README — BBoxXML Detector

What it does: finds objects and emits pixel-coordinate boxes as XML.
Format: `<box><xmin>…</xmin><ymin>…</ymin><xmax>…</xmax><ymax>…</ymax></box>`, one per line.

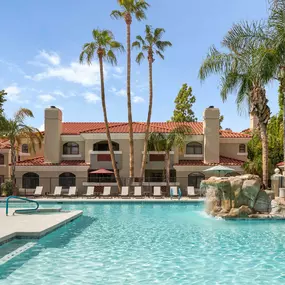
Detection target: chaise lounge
<box><xmin>101</xmin><ymin>186</ymin><xmax>111</xmax><ymax>198</ymax></box>
<box><xmin>83</xmin><ymin>186</ymin><xmax>95</xmax><ymax>198</ymax></box>
<box><xmin>153</xmin><ymin>186</ymin><xmax>162</xmax><ymax>198</ymax></box>
<box><xmin>63</xmin><ymin>186</ymin><xmax>77</xmax><ymax>198</ymax></box>
<box><xmin>33</xmin><ymin>186</ymin><xmax>44</xmax><ymax>197</ymax></box>
<box><xmin>134</xmin><ymin>186</ymin><xmax>143</xmax><ymax>198</ymax></box>
<box><xmin>120</xmin><ymin>186</ymin><xmax>129</xmax><ymax>198</ymax></box>
<box><xmin>187</xmin><ymin>186</ymin><xmax>199</xmax><ymax>198</ymax></box>
<box><xmin>47</xmin><ymin>186</ymin><xmax>62</xmax><ymax>198</ymax></box>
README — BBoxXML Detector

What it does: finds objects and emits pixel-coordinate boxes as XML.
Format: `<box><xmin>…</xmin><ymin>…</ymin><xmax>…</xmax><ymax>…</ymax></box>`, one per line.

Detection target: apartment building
<box><xmin>8</xmin><ymin>106</ymin><xmax>252</xmax><ymax>194</ymax></box>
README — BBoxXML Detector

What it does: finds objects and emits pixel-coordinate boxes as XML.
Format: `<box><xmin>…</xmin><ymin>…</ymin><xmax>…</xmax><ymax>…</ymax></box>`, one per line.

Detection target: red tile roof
<box><xmin>0</xmin><ymin>139</ymin><xmax>11</xmax><ymax>150</ymax></box>
<box><xmin>175</xmin><ymin>156</ymin><xmax>245</xmax><ymax>166</ymax></box>
<box><xmin>15</xmin><ymin>156</ymin><xmax>89</xmax><ymax>166</ymax></box>
<box><xmin>62</xmin><ymin>122</ymin><xmax>251</xmax><ymax>138</ymax></box>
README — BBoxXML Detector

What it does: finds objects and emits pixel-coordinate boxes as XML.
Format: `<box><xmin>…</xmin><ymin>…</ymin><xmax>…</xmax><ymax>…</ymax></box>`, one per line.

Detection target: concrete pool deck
<box><xmin>0</xmin><ymin>197</ymin><xmax>205</xmax><ymax>203</ymax></box>
<box><xmin>0</xmin><ymin>208</ymin><xmax>82</xmax><ymax>244</ymax></box>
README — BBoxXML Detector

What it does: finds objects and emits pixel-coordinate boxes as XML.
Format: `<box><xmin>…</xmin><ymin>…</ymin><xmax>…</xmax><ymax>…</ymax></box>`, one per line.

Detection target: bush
<box><xmin>1</xmin><ymin>180</ymin><xmax>15</xmax><ymax>196</ymax></box>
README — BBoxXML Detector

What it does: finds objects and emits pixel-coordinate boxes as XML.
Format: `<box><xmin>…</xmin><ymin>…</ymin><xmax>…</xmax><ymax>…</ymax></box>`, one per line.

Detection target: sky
<box><xmin>0</xmin><ymin>0</ymin><xmax>278</xmax><ymax>132</ymax></box>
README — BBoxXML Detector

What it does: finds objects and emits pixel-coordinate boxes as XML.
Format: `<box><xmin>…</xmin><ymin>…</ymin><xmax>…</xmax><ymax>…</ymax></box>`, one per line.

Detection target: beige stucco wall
<box><xmin>19</xmin><ymin>141</ymin><xmax>44</xmax><ymax>161</ymax></box>
<box><xmin>60</xmin><ymin>140</ymin><xmax>85</xmax><ymax>160</ymax></box>
<box><xmin>0</xmin><ymin>150</ymin><xmax>11</xmax><ymax>179</ymax></box>
<box><xmin>220</xmin><ymin>143</ymin><xmax>248</xmax><ymax>162</ymax></box>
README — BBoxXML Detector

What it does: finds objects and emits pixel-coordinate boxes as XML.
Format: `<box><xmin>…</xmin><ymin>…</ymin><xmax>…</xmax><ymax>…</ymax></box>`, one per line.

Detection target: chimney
<box><xmin>44</xmin><ymin>106</ymin><xmax>62</xmax><ymax>163</ymax></box>
<box><xmin>250</xmin><ymin>113</ymin><xmax>258</xmax><ymax>131</ymax></box>
<box><xmin>203</xmin><ymin>106</ymin><xmax>220</xmax><ymax>164</ymax></box>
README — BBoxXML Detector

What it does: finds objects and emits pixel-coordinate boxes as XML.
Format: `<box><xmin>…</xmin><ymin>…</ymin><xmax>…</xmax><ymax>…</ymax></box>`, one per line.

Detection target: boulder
<box><xmin>254</xmin><ymin>191</ymin><xmax>271</xmax><ymax>213</ymax></box>
<box><xmin>241</xmin><ymin>179</ymin><xmax>261</xmax><ymax>208</ymax></box>
<box><xmin>228</xmin><ymin>208</ymin><xmax>240</xmax><ymax>217</ymax></box>
<box><xmin>238</xmin><ymin>205</ymin><xmax>252</xmax><ymax>217</ymax></box>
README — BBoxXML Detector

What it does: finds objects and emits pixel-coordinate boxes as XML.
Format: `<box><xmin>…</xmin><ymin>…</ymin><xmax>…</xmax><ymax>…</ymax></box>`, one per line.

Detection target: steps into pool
<box><xmin>0</xmin><ymin>241</ymin><xmax>36</xmax><ymax>265</ymax></box>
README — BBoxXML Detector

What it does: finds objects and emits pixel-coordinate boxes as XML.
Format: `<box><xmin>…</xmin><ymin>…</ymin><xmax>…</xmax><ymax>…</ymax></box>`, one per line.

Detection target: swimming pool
<box><xmin>1</xmin><ymin>202</ymin><xmax>285</xmax><ymax>284</ymax></box>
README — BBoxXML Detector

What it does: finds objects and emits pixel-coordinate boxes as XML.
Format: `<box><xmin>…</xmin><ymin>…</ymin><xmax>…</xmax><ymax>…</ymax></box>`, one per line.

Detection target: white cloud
<box><xmin>83</xmin><ymin>92</ymin><xmax>100</xmax><ymax>104</ymax></box>
<box><xmin>38</xmin><ymin>50</ymin><xmax>61</xmax><ymax>66</ymax></box>
<box><xmin>39</xmin><ymin>123</ymin><xmax>45</xmax><ymax>131</ymax></box>
<box><xmin>133</xmin><ymin>96</ymin><xmax>145</xmax><ymax>103</ymax></box>
<box><xmin>5</xmin><ymin>85</ymin><xmax>29</xmax><ymax>104</ymax></box>
<box><xmin>114</xmin><ymin>66</ymin><xmax>124</xmax><ymax>74</ymax></box>
<box><xmin>38</xmin><ymin>94</ymin><xmax>56</xmax><ymax>102</ymax></box>
<box><xmin>29</xmin><ymin>61</ymin><xmax>101</xmax><ymax>87</ymax></box>
<box><xmin>110</xmin><ymin>87</ymin><xmax>128</xmax><ymax>97</ymax></box>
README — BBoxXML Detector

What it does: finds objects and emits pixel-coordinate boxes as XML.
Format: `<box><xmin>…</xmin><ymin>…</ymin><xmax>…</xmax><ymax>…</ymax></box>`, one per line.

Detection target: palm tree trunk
<box><xmin>165</xmin><ymin>151</ymin><xmax>170</xmax><ymax>192</ymax></box>
<box><xmin>283</xmin><ymin>90</ymin><xmax>285</xmax><ymax>175</ymax></box>
<box><xmin>98</xmin><ymin>54</ymin><xmax>122</xmax><ymax>193</ymax></box>
<box><xmin>10</xmin><ymin>142</ymin><xmax>17</xmax><ymax>195</ymax></box>
<box><xmin>259</xmin><ymin>122</ymin><xmax>269</xmax><ymax>188</ymax></box>
<box><xmin>140</xmin><ymin>56</ymin><xmax>153</xmax><ymax>183</ymax></box>
<box><xmin>126</xmin><ymin>20</ymin><xmax>134</xmax><ymax>183</ymax></box>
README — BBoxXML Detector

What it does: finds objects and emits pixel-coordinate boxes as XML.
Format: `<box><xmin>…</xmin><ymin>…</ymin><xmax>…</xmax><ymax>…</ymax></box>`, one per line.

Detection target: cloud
<box><xmin>5</xmin><ymin>85</ymin><xmax>29</xmax><ymax>104</ymax></box>
<box><xmin>39</xmin><ymin>123</ymin><xmax>45</xmax><ymax>131</ymax></box>
<box><xmin>133</xmin><ymin>96</ymin><xmax>145</xmax><ymax>103</ymax></box>
<box><xmin>38</xmin><ymin>94</ymin><xmax>56</xmax><ymax>102</ymax></box>
<box><xmin>29</xmin><ymin>61</ymin><xmax>101</xmax><ymax>87</ymax></box>
<box><xmin>38</xmin><ymin>50</ymin><xmax>61</xmax><ymax>66</ymax></box>
<box><xmin>83</xmin><ymin>92</ymin><xmax>100</xmax><ymax>104</ymax></box>
<box><xmin>110</xmin><ymin>87</ymin><xmax>127</xmax><ymax>97</ymax></box>
<box><xmin>0</xmin><ymin>60</ymin><xmax>26</xmax><ymax>76</ymax></box>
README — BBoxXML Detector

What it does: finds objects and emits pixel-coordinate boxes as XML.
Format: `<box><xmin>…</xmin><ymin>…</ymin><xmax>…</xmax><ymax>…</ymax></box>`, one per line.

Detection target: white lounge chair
<box><xmin>101</xmin><ymin>186</ymin><xmax>111</xmax><ymax>198</ymax></box>
<box><xmin>134</xmin><ymin>187</ymin><xmax>142</xmax><ymax>198</ymax></box>
<box><xmin>64</xmin><ymin>186</ymin><xmax>77</xmax><ymax>197</ymax></box>
<box><xmin>48</xmin><ymin>186</ymin><xmax>62</xmax><ymax>197</ymax></box>
<box><xmin>83</xmin><ymin>186</ymin><xmax>94</xmax><ymax>198</ymax></box>
<box><xmin>33</xmin><ymin>186</ymin><xmax>43</xmax><ymax>197</ymax></box>
<box><xmin>120</xmin><ymin>186</ymin><xmax>129</xmax><ymax>198</ymax></box>
<box><xmin>187</xmin><ymin>186</ymin><xmax>199</xmax><ymax>198</ymax></box>
<box><xmin>153</xmin><ymin>186</ymin><xmax>162</xmax><ymax>198</ymax></box>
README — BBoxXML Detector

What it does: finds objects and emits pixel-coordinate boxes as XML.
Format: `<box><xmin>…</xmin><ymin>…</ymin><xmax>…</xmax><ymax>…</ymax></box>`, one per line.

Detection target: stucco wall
<box><xmin>220</xmin><ymin>143</ymin><xmax>248</xmax><ymax>162</ymax></box>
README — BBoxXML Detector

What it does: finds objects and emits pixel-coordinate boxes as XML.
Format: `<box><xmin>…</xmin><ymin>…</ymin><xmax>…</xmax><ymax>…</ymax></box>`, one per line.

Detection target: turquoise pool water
<box><xmin>1</xmin><ymin>202</ymin><xmax>285</xmax><ymax>284</ymax></box>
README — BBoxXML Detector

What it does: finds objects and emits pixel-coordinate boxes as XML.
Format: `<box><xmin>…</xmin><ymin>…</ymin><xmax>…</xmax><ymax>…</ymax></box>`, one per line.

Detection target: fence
<box><xmin>9</xmin><ymin>175</ymin><xmax>205</xmax><ymax>197</ymax></box>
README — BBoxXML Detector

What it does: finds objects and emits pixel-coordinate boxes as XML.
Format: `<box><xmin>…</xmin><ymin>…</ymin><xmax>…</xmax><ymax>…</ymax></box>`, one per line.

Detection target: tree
<box><xmin>79</xmin><ymin>29</ymin><xmax>124</xmax><ymax>192</ymax></box>
<box><xmin>0</xmin><ymin>108</ymin><xmax>43</xmax><ymax>193</ymax></box>
<box><xmin>219</xmin><ymin>115</ymin><xmax>224</xmax><ymax>129</ymax></box>
<box><xmin>170</xmin><ymin>84</ymin><xmax>197</xmax><ymax>122</ymax></box>
<box><xmin>111</xmin><ymin>0</ymin><xmax>149</xmax><ymax>182</ymax></box>
<box><xmin>148</xmin><ymin>126</ymin><xmax>188</xmax><ymax>189</ymax></box>
<box><xmin>199</xmin><ymin>22</ymin><xmax>273</xmax><ymax>187</ymax></box>
<box><xmin>132</xmin><ymin>25</ymin><xmax>172</xmax><ymax>183</ymax></box>
<box><xmin>0</xmin><ymin>90</ymin><xmax>7</xmax><ymax>117</ymax></box>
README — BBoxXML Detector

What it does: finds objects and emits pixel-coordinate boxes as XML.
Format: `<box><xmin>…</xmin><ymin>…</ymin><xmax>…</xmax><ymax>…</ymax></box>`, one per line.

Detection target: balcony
<box><xmin>89</xmin><ymin>151</ymin><xmax>122</xmax><ymax>170</ymax></box>
<box><xmin>144</xmin><ymin>151</ymin><xmax>174</xmax><ymax>170</ymax></box>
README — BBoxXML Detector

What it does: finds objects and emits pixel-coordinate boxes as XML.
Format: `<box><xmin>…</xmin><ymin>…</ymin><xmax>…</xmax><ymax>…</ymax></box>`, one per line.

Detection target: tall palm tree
<box><xmin>0</xmin><ymin>108</ymin><xmax>43</xmax><ymax>192</ymax></box>
<box><xmin>79</xmin><ymin>29</ymin><xmax>124</xmax><ymax>192</ymax></box>
<box><xmin>148</xmin><ymin>126</ymin><xmax>188</xmax><ymax>189</ymax></box>
<box><xmin>111</xmin><ymin>0</ymin><xmax>149</xmax><ymax>182</ymax></box>
<box><xmin>132</xmin><ymin>25</ymin><xmax>172</xmax><ymax>183</ymax></box>
<box><xmin>199</xmin><ymin>23</ymin><xmax>273</xmax><ymax>187</ymax></box>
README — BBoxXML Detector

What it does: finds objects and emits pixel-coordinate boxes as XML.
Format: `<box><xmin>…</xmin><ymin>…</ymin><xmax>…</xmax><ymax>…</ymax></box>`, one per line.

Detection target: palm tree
<box><xmin>79</xmin><ymin>29</ymin><xmax>124</xmax><ymax>192</ymax></box>
<box><xmin>148</xmin><ymin>126</ymin><xmax>188</xmax><ymax>189</ymax></box>
<box><xmin>111</xmin><ymin>0</ymin><xmax>149</xmax><ymax>182</ymax></box>
<box><xmin>0</xmin><ymin>108</ymin><xmax>43</xmax><ymax>192</ymax></box>
<box><xmin>132</xmin><ymin>25</ymin><xmax>172</xmax><ymax>183</ymax></box>
<box><xmin>199</xmin><ymin>23</ymin><xmax>273</xmax><ymax>187</ymax></box>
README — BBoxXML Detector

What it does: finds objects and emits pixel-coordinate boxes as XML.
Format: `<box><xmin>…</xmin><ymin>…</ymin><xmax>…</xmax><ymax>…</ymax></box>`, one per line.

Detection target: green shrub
<box><xmin>1</xmin><ymin>180</ymin><xmax>15</xmax><ymax>196</ymax></box>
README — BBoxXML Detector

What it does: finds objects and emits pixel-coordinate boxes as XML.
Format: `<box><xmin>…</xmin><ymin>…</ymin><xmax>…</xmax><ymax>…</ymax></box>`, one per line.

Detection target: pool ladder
<box><xmin>6</xmin><ymin>196</ymin><xmax>39</xmax><ymax>216</ymax></box>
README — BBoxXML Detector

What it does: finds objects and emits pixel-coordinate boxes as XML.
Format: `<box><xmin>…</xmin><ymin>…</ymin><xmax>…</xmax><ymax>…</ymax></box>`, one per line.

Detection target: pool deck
<box><xmin>0</xmin><ymin>197</ymin><xmax>205</xmax><ymax>203</ymax></box>
<box><xmin>0</xmin><ymin>208</ymin><xmax>82</xmax><ymax>244</ymax></box>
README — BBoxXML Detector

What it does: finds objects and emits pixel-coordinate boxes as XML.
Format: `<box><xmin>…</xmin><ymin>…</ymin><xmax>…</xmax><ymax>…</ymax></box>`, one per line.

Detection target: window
<box><xmin>0</xmin><ymin>154</ymin><xmax>4</xmax><ymax>165</ymax></box>
<box><xmin>63</xmin><ymin>142</ymin><xmax>79</xmax><ymax>155</ymax></box>
<box><xmin>21</xmin><ymin>144</ymin><xmax>29</xmax><ymax>153</ymax></box>
<box><xmin>239</xmin><ymin>144</ymin><xmax>246</xmax><ymax>153</ymax></box>
<box><xmin>59</xmin><ymin>172</ymin><xmax>76</xmax><ymax>188</ymax></box>
<box><xmin>149</xmin><ymin>154</ymin><xmax>164</xmax><ymax>161</ymax></box>
<box><xmin>93</xmin><ymin>141</ymin><xmax>119</xmax><ymax>151</ymax></box>
<box><xmin>188</xmin><ymin>172</ymin><xmax>205</xmax><ymax>189</ymax></box>
<box><xmin>88</xmin><ymin>170</ymin><xmax>116</xmax><ymax>183</ymax></box>
<box><xmin>186</xmin><ymin>142</ymin><xmax>202</xmax><ymax>155</ymax></box>
<box><xmin>22</xmin><ymin>172</ymin><xmax>39</xmax><ymax>189</ymax></box>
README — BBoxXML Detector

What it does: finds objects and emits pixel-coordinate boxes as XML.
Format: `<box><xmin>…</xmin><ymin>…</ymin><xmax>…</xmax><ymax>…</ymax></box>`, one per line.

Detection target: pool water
<box><xmin>1</xmin><ymin>202</ymin><xmax>285</xmax><ymax>284</ymax></box>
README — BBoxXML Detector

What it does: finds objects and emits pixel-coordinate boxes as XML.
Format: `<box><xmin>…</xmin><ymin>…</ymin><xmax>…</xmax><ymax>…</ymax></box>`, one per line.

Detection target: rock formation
<box><xmin>201</xmin><ymin>174</ymin><xmax>273</xmax><ymax>219</ymax></box>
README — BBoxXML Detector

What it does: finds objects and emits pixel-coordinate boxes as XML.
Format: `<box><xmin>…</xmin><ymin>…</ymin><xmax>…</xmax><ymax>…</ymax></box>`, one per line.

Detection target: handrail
<box><xmin>6</xmin><ymin>196</ymin><xmax>39</xmax><ymax>216</ymax></box>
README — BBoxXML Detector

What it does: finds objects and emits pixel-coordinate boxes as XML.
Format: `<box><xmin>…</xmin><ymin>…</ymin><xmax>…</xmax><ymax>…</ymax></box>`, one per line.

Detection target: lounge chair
<box><xmin>83</xmin><ymin>186</ymin><xmax>95</xmax><ymax>198</ymax></box>
<box><xmin>63</xmin><ymin>186</ymin><xmax>77</xmax><ymax>198</ymax></box>
<box><xmin>134</xmin><ymin>187</ymin><xmax>143</xmax><ymax>198</ymax></box>
<box><xmin>120</xmin><ymin>186</ymin><xmax>129</xmax><ymax>198</ymax></box>
<box><xmin>47</xmin><ymin>186</ymin><xmax>62</xmax><ymax>198</ymax></box>
<box><xmin>153</xmin><ymin>186</ymin><xmax>162</xmax><ymax>198</ymax></box>
<box><xmin>101</xmin><ymin>186</ymin><xmax>111</xmax><ymax>198</ymax></box>
<box><xmin>187</xmin><ymin>186</ymin><xmax>199</xmax><ymax>198</ymax></box>
<box><xmin>33</xmin><ymin>186</ymin><xmax>44</xmax><ymax>197</ymax></box>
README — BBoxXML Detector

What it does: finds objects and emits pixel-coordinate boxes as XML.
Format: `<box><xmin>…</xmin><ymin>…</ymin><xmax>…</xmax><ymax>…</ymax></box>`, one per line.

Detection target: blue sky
<box><xmin>0</xmin><ymin>0</ymin><xmax>277</xmax><ymax>131</ymax></box>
